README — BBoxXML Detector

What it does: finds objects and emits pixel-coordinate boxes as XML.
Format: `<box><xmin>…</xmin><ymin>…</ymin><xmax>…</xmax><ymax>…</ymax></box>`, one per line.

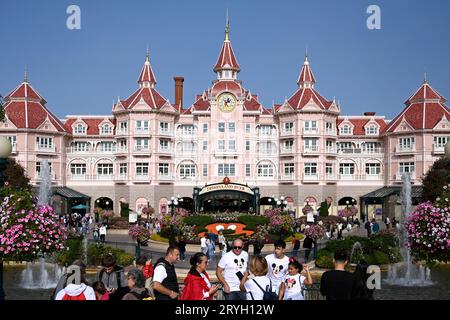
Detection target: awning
<box><xmin>32</xmin><ymin>186</ymin><xmax>90</xmax><ymax>200</ymax></box>
<box><xmin>360</xmin><ymin>186</ymin><xmax>423</xmax><ymax>202</ymax></box>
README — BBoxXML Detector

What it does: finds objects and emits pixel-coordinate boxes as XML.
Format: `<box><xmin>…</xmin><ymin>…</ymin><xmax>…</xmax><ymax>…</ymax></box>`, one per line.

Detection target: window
<box><xmin>218</xmin><ymin>164</ymin><xmax>235</xmax><ymax>176</ymax></box>
<box><xmin>136</xmin><ymin>163</ymin><xmax>149</xmax><ymax>176</ymax></box>
<box><xmin>74</xmin><ymin>124</ymin><xmax>86</xmax><ymax>134</ymax></box>
<box><xmin>325</xmin><ymin>163</ymin><xmax>333</xmax><ymax>175</ymax></box>
<box><xmin>326</xmin><ymin>140</ymin><xmax>334</xmax><ymax>151</ymax></box>
<box><xmin>218</xmin><ymin>140</ymin><xmax>225</xmax><ymax>150</ymax></box>
<box><xmin>70</xmin><ymin>163</ymin><xmax>85</xmax><ymax>176</ymax></box>
<box><xmin>158</xmin><ymin>163</ymin><xmax>169</xmax><ymax>176</ymax></box>
<box><xmin>100</xmin><ymin>142</ymin><xmax>113</xmax><ymax>152</ymax></box>
<box><xmin>203</xmin><ymin>123</ymin><xmax>208</xmax><ymax>133</ymax></box>
<box><xmin>218</xmin><ymin>122</ymin><xmax>225</xmax><ymax>133</ymax></box>
<box><xmin>304</xmin><ymin>138</ymin><xmax>317</xmax><ymax>150</ymax></box>
<box><xmin>119</xmin><ymin>163</ymin><xmax>127</xmax><ymax>175</ymax></box>
<box><xmin>203</xmin><ymin>164</ymin><xmax>208</xmax><ymax>177</ymax></box>
<box><xmin>340</xmin><ymin>125</ymin><xmax>352</xmax><ymax>135</ymax></box>
<box><xmin>203</xmin><ymin>141</ymin><xmax>208</xmax><ymax>151</ymax></box>
<box><xmin>180</xmin><ymin>142</ymin><xmax>195</xmax><ymax>153</ymax></box>
<box><xmin>7</xmin><ymin>136</ymin><xmax>17</xmax><ymax>147</ymax></box>
<box><xmin>258</xmin><ymin>142</ymin><xmax>275</xmax><ymax>154</ymax></box>
<box><xmin>283</xmin><ymin>122</ymin><xmax>294</xmax><ymax>133</ymax></box>
<box><xmin>339</xmin><ymin>163</ymin><xmax>355</xmax><ymax>175</ymax></box>
<box><xmin>119</xmin><ymin>121</ymin><xmax>128</xmax><ymax>132</ymax></box>
<box><xmin>399</xmin><ymin>162</ymin><xmax>415</xmax><ymax>174</ymax></box>
<box><xmin>97</xmin><ymin>163</ymin><xmax>113</xmax><ymax>175</ymax></box>
<box><xmin>304</xmin><ymin>121</ymin><xmax>317</xmax><ymax>132</ymax></box>
<box><xmin>180</xmin><ymin>125</ymin><xmax>194</xmax><ymax>135</ymax></box>
<box><xmin>36</xmin><ymin>161</ymin><xmax>52</xmax><ymax>176</ymax></box>
<box><xmin>246</xmin><ymin>164</ymin><xmax>251</xmax><ymax>177</ymax></box>
<box><xmin>101</xmin><ymin>124</ymin><xmax>112</xmax><ymax>135</ymax></box>
<box><xmin>304</xmin><ymin>163</ymin><xmax>317</xmax><ymax>175</ymax></box>
<box><xmin>284</xmin><ymin>163</ymin><xmax>295</xmax><ymax>176</ymax></box>
<box><xmin>363</xmin><ymin>142</ymin><xmax>378</xmax><ymax>153</ymax></box>
<box><xmin>118</xmin><ymin>140</ymin><xmax>127</xmax><ymax>150</ymax></box>
<box><xmin>246</xmin><ymin>140</ymin><xmax>250</xmax><ymax>151</ymax></box>
<box><xmin>228</xmin><ymin>140</ymin><xmax>236</xmax><ymax>151</ymax></box>
<box><xmin>135</xmin><ymin>138</ymin><xmax>149</xmax><ymax>151</ymax></box>
<box><xmin>245</xmin><ymin>124</ymin><xmax>251</xmax><ymax>133</ymax></box>
<box><xmin>159</xmin><ymin>140</ymin><xmax>169</xmax><ymax>151</ymax></box>
<box><xmin>257</xmin><ymin>164</ymin><xmax>274</xmax><ymax>177</ymax></box>
<box><xmin>366</xmin><ymin>124</ymin><xmax>378</xmax><ymax>135</ymax></box>
<box><xmin>326</xmin><ymin>122</ymin><xmax>334</xmax><ymax>133</ymax></box>
<box><xmin>36</xmin><ymin>137</ymin><xmax>54</xmax><ymax>149</ymax></box>
<box><xmin>180</xmin><ymin>164</ymin><xmax>196</xmax><ymax>178</ymax></box>
<box><xmin>366</xmin><ymin>163</ymin><xmax>381</xmax><ymax>175</ymax></box>
<box><xmin>72</xmin><ymin>142</ymin><xmax>89</xmax><ymax>152</ymax></box>
<box><xmin>228</xmin><ymin>122</ymin><xmax>235</xmax><ymax>132</ymax></box>
<box><xmin>259</xmin><ymin>125</ymin><xmax>272</xmax><ymax>135</ymax></box>
<box><xmin>399</xmin><ymin>137</ymin><xmax>415</xmax><ymax>150</ymax></box>
<box><xmin>136</xmin><ymin>120</ymin><xmax>149</xmax><ymax>132</ymax></box>
<box><xmin>337</xmin><ymin>142</ymin><xmax>353</xmax><ymax>152</ymax></box>
<box><xmin>284</xmin><ymin>140</ymin><xmax>294</xmax><ymax>150</ymax></box>
<box><xmin>434</xmin><ymin>136</ymin><xmax>450</xmax><ymax>148</ymax></box>
<box><xmin>159</xmin><ymin>122</ymin><xmax>169</xmax><ymax>133</ymax></box>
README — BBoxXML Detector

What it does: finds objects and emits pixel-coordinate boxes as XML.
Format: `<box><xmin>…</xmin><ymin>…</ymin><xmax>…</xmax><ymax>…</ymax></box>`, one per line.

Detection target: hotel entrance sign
<box><xmin>199</xmin><ymin>183</ymin><xmax>254</xmax><ymax>196</ymax></box>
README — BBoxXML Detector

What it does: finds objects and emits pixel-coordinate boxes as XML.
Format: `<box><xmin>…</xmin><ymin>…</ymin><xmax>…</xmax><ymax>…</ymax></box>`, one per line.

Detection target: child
<box><xmin>93</xmin><ymin>281</ymin><xmax>110</xmax><ymax>300</ymax></box>
<box><xmin>278</xmin><ymin>259</ymin><xmax>313</xmax><ymax>300</ymax></box>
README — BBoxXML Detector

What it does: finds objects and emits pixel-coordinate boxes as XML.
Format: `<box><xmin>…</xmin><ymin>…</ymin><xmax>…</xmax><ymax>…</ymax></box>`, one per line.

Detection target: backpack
<box><xmin>249</xmin><ymin>279</ymin><xmax>278</xmax><ymax>301</ymax></box>
<box><xmin>129</xmin><ymin>289</ymin><xmax>153</xmax><ymax>300</ymax></box>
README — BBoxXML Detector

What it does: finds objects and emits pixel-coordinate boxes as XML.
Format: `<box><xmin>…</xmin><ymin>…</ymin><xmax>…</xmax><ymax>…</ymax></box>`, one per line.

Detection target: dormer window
<box><xmin>340</xmin><ymin>125</ymin><xmax>352</xmax><ymax>135</ymax></box>
<box><xmin>74</xmin><ymin>123</ymin><xmax>86</xmax><ymax>134</ymax></box>
<box><xmin>101</xmin><ymin>124</ymin><xmax>112</xmax><ymax>135</ymax></box>
<box><xmin>366</xmin><ymin>124</ymin><xmax>378</xmax><ymax>135</ymax></box>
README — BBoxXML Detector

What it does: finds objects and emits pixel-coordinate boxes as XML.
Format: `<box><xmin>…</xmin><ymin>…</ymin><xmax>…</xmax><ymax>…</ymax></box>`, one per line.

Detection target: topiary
<box><xmin>315</xmin><ymin>249</ymin><xmax>334</xmax><ymax>269</ymax></box>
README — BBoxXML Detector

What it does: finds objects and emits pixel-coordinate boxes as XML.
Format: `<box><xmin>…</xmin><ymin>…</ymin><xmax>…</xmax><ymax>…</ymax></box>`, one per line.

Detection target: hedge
<box><xmin>56</xmin><ymin>235</ymin><xmax>84</xmax><ymax>266</ymax></box>
<box><xmin>87</xmin><ymin>244</ymin><xmax>134</xmax><ymax>267</ymax></box>
<box><xmin>238</xmin><ymin>215</ymin><xmax>270</xmax><ymax>231</ymax></box>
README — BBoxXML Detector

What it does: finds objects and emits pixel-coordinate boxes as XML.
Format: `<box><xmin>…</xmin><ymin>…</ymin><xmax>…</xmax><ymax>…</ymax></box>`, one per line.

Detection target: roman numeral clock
<box><xmin>217</xmin><ymin>92</ymin><xmax>237</xmax><ymax>113</ymax></box>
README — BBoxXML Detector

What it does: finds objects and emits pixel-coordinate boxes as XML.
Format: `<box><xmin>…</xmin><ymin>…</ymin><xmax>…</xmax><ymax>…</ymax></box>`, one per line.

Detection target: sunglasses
<box><xmin>233</xmin><ymin>246</ymin><xmax>243</xmax><ymax>250</ymax></box>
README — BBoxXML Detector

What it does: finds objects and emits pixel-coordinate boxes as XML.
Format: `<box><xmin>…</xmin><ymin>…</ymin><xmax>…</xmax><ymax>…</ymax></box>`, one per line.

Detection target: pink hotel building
<box><xmin>1</xmin><ymin>25</ymin><xmax>449</xmax><ymax>219</ymax></box>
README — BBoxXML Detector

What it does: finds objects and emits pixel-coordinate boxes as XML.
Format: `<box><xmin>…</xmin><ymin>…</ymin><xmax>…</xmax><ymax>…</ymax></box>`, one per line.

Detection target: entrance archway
<box><xmin>95</xmin><ymin>197</ymin><xmax>113</xmax><ymax>211</ymax></box>
<box><xmin>179</xmin><ymin>197</ymin><xmax>194</xmax><ymax>212</ymax></box>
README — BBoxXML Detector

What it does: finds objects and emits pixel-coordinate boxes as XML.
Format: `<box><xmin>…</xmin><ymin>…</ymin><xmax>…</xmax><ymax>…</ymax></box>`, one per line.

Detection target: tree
<box><xmin>4</xmin><ymin>158</ymin><xmax>31</xmax><ymax>191</ymax></box>
<box><xmin>421</xmin><ymin>157</ymin><xmax>450</xmax><ymax>203</ymax></box>
<box><xmin>0</xmin><ymin>94</ymin><xmax>5</xmax><ymax>122</ymax></box>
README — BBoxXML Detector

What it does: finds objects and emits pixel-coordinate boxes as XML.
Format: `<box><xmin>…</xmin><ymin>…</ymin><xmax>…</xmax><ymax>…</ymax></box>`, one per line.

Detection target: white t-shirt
<box><xmin>306</xmin><ymin>212</ymin><xmax>315</xmax><ymax>223</ymax></box>
<box><xmin>218</xmin><ymin>250</ymin><xmax>249</xmax><ymax>292</ymax></box>
<box><xmin>200</xmin><ymin>237</ymin><xmax>207</xmax><ymax>248</ymax></box>
<box><xmin>265</xmin><ymin>254</ymin><xmax>289</xmax><ymax>290</ymax></box>
<box><xmin>283</xmin><ymin>274</ymin><xmax>306</xmax><ymax>300</ymax></box>
<box><xmin>153</xmin><ymin>264</ymin><xmax>168</xmax><ymax>283</ymax></box>
<box><xmin>99</xmin><ymin>226</ymin><xmax>107</xmax><ymax>235</ymax></box>
<box><xmin>244</xmin><ymin>276</ymin><xmax>275</xmax><ymax>300</ymax></box>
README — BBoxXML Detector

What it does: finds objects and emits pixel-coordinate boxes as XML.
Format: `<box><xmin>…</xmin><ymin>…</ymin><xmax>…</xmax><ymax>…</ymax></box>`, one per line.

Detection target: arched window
<box><xmin>257</xmin><ymin>163</ymin><xmax>274</xmax><ymax>177</ymax></box>
<box><xmin>340</xmin><ymin>125</ymin><xmax>351</xmax><ymax>135</ymax></box>
<box><xmin>74</xmin><ymin>123</ymin><xmax>86</xmax><ymax>134</ymax></box>
<box><xmin>101</xmin><ymin>124</ymin><xmax>112</xmax><ymax>135</ymax></box>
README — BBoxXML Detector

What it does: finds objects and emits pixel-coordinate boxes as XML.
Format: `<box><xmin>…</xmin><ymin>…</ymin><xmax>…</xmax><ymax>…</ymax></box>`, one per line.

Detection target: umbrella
<box><xmin>72</xmin><ymin>204</ymin><xmax>89</xmax><ymax>210</ymax></box>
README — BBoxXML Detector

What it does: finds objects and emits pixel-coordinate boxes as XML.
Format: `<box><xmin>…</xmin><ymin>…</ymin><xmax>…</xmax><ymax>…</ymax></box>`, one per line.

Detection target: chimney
<box><xmin>364</xmin><ymin>112</ymin><xmax>376</xmax><ymax>116</ymax></box>
<box><xmin>174</xmin><ymin>77</ymin><xmax>184</xmax><ymax>108</ymax></box>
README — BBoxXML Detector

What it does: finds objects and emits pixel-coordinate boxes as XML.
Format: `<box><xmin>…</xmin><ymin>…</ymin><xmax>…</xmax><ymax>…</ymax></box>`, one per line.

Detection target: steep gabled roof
<box><xmin>213</xmin><ymin>15</ymin><xmax>240</xmax><ymax>72</ymax></box>
<box><xmin>64</xmin><ymin>117</ymin><xmax>116</xmax><ymax>135</ymax></box>
<box><xmin>138</xmin><ymin>50</ymin><xmax>157</xmax><ymax>85</ymax></box>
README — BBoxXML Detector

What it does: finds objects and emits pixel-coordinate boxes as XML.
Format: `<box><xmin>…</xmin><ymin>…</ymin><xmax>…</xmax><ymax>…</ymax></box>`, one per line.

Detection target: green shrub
<box><xmin>222</xmin><ymin>229</ymin><xmax>235</xmax><ymax>235</ymax></box>
<box><xmin>372</xmin><ymin>250</ymin><xmax>390</xmax><ymax>265</ymax></box>
<box><xmin>87</xmin><ymin>244</ymin><xmax>134</xmax><ymax>267</ymax></box>
<box><xmin>56</xmin><ymin>235</ymin><xmax>83</xmax><ymax>266</ymax></box>
<box><xmin>184</xmin><ymin>215</ymin><xmax>214</xmax><ymax>234</ymax></box>
<box><xmin>315</xmin><ymin>249</ymin><xmax>334</xmax><ymax>269</ymax></box>
<box><xmin>238</xmin><ymin>215</ymin><xmax>270</xmax><ymax>231</ymax></box>
<box><xmin>150</xmin><ymin>234</ymin><xmax>169</xmax><ymax>242</ymax></box>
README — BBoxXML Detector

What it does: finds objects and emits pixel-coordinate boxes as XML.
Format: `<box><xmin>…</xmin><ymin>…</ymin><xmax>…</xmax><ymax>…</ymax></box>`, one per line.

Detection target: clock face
<box><xmin>217</xmin><ymin>93</ymin><xmax>237</xmax><ymax>113</ymax></box>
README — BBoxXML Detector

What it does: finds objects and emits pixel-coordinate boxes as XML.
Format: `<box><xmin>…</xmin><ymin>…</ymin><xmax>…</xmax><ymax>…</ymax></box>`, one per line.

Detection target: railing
<box><xmin>280</xmin><ymin>174</ymin><xmax>295</xmax><ymax>180</ymax></box>
<box><xmin>215</xmin><ymin>149</ymin><xmax>238</xmax><ymax>156</ymax></box>
<box><xmin>303</xmin><ymin>128</ymin><xmax>318</xmax><ymax>135</ymax></box>
<box><xmin>158</xmin><ymin>130</ymin><xmax>174</xmax><ymax>137</ymax></box>
<box><xmin>36</xmin><ymin>145</ymin><xmax>56</xmax><ymax>152</ymax></box>
<box><xmin>337</xmin><ymin>148</ymin><xmax>384</xmax><ymax>155</ymax></box>
<box><xmin>116</xmin><ymin>129</ymin><xmax>128</xmax><ymax>135</ymax></box>
<box><xmin>115</xmin><ymin>147</ymin><xmax>128</xmax><ymax>153</ymax></box>
<box><xmin>433</xmin><ymin>145</ymin><xmax>445</xmax><ymax>154</ymax></box>
<box><xmin>67</xmin><ymin>174</ymin><xmax>115</xmax><ymax>181</ymax></box>
<box><xmin>158</xmin><ymin>175</ymin><xmax>174</xmax><ymax>181</ymax></box>
<box><xmin>303</xmin><ymin>146</ymin><xmax>319</xmax><ymax>153</ymax></box>
<box><xmin>395</xmin><ymin>172</ymin><xmax>416</xmax><ymax>181</ymax></box>
<box><xmin>325</xmin><ymin>147</ymin><xmax>337</xmax><ymax>154</ymax></box>
<box><xmin>134</xmin><ymin>128</ymin><xmax>150</xmax><ymax>134</ymax></box>
<box><xmin>280</xmin><ymin>129</ymin><xmax>294</xmax><ymax>136</ymax></box>
<box><xmin>303</xmin><ymin>173</ymin><xmax>319</xmax><ymax>181</ymax></box>
<box><xmin>134</xmin><ymin>146</ymin><xmax>150</xmax><ymax>152</ymax></box>
<box><xmin>66</xmin><ymin>147</ymin><xmax>117</xmax><ymax>154</ymax></box>
<box><xmin>326</xmin><ymin>174</ymin><xmax>338</xmax><ymax>181</ymax></box>
<box><xmin>280</xmin><ymin>148</ymin><xmax>294</xmax><ymax>154</ymax></box>
<box><xmin>396</xmin><ymin>145</ymin><xmax>416</xmax><ymax>153</ymax></box>
<box><xmin>135</xmin><ymin>174</ymin><xmax>149</xmax><ymax>181</ymax></box>
<box><xmin>325</xmin><ymin>129</ymin><xmax>337</xmax><ymax>135</ymax></box>
<box><xmin>115</xmin><ymin>174</ymin><xmax>127</xmax><ymax>180</ymax></box>
<box><xmin>338</xmin><ymin>174</ymin><xmax>383</xmax><ymax>181</ymax></box>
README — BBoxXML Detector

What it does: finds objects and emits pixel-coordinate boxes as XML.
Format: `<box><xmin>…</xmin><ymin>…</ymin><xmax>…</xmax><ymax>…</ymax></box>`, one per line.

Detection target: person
<box><xmin>291</xmin><ymin>235</ymin><xmax>300</xmax><ymax>260</ymax></box>
<box><xmin>200</xmin><ymin>234</ymin><xmax>208</xmax><ymax>255</ymax></box>
<box><xmin>93</xmin><ymin>225</ymin><xmax>100</xmax><ymax>243</ymax></box>
<box><xmin>92</xmin><ymin>281</ymin><xmax>110</xmax><ymax>300</ymax></box>
<box><xmin>303</xmin><ymin>235</ymin><xmax>313</xmax><ymax>263</ymax></box>
<box><xmin>278</xmin><ymin>259</ymin><xmax>313</xmax><ymax>300</ymax></box>
<box><xmin>330</xmin><ymin>223</ymin><xmax>336</xmax><ymax>239</ymax></box>
<box><xmin>243</xmin><ymin>237</ymin><xmax>250</xmax><ymax>252</ymax></box>
<box><xmin>218</xmin><ymin>230</ymin><xmax>226</xmax><ymax>252</ymax></box>
<box><xmin>96</xmin><ymin>253</ymin><xmax>128</xmax><ymax>300</ymax></box>
<box><xmin>320</xmin><ymin>249</ymin><xmax>356</xmax><ymax>300</ymax></box>
<box><xmin>364</xmin><ymin>220</ymin><xmax>372</xmax><ymax>237</ymax></box>
<box><xmin>384</xmin><ymin>216</ymin><xmax>391</xmax><ymax>230</ymax></box>
<box><xmin>352</xmin><ymin>260</ymin><xmax>375</xmax><ymax>300</ymax></box>
<box><xmin>240</xmin><ymin>255</ymin><xmax>276</xmax><ymax>300</ymax></box>
<box><xmin>177</xmin><ymin>236</ymin><xmax>187</xmax><ymax>261</ymax></box>
<box><xmin>121</xmin><ymin>268</ymin><xmax>149</xmax><ymax>300</ymax></box>
<box><xmin>153</xmin><ymin>246</ymin><xmax>181</xmax><ymax>300</ymax></box>
<box><xmin>354</xmin><ymin>217</ymin><xmax>360</xmax><ymax>228</ymax></box>
<box><xmin>52</xmin><ymin>259</ymin><xmax>88</xmax><ymax>299</ymax></box>
<box><xmin>337</xmin><ymin>222</ymin><xmax>343</xmax><ymax>240</ymax></box>
<box><xmin>207</xmin><ymin>234</ymin><xmax>216</xmax><ymax>261</ymax></box>
<box><xmin>346</xmin><ymin>222</ymin><xmax>352</xmax><ymax>233</ymax></box>
<box><xmin>99</xmin><ymin>224</ymin><xmax>107</xmax><ymax>243</ymax></box>
<box><xmin>180</xmin><ymin>253</ymin><xmax>219</xmax><ymax>300</ymax></box>
<box><xmin>216</xmin><ymin>238</ymin><xmax>249</xmax><ymax>300</ymax></box>
<box><xmin>265</xmin><ymin>240</ymin><xmax>289</xmax><ymax>294</ymax></box>
<box><xmin>372</xmin><ymin>219</ymin><xmax>380</xmax><ymax>233</ymax></box>
<box><xmin>136</xmin><ymin>256</ymin><xmax>154</xmax><ymax>279</ymax></box>
<box><xmin>55</xmin><ymin>278</ymin><xmax>96</xmax><ymax>300</ymax></box>
<box><xmin>253</xmin><ymin>237</ymin><xmax>264</xmax><ymax>257</ymax></box>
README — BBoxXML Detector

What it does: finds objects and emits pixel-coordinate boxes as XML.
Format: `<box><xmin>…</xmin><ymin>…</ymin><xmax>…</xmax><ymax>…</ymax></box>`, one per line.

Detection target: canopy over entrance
<box><xmin>193</xmin><ymin>178</ymin><xmax>260</xmax><ymax>214</ymax></box>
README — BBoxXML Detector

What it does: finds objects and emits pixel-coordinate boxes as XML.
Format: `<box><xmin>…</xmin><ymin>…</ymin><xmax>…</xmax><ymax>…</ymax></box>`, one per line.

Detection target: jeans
<box><xmin>224</xmin><ymin>291</ymin><xmax>247</xmax><ymax>300</ymax></box>
<box><xmin>304</xmin><ymin>249</ymin><xmax>311</xmax><ymax>263</ymax></box>
<box><xmin>180</xmin><ymin>251</ymin><xmax>186</xmax><ymax>261</ymax></box>
<box><xmin>291</xmin><ymin>249</ymin><xmax>299</xmax><ymax>260</ymax></box>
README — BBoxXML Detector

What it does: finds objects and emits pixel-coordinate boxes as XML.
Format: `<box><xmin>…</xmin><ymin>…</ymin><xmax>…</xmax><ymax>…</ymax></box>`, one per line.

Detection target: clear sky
<box><xmin>1</xmin><ymin>0</ymin><xmax>449</xmax><ymax>120</ymax></box>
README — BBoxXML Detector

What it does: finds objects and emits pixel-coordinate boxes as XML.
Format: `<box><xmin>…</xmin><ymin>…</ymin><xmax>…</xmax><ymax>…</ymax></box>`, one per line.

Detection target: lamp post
<box><xmin>168</xmin><ymin>195</ymin><xmax>183</xmax><ymax>217</ymax></box>
<box><xmin>0</xmin><ymin>136</ymin><xmax>13</xmax><ymax>301</ymax></box>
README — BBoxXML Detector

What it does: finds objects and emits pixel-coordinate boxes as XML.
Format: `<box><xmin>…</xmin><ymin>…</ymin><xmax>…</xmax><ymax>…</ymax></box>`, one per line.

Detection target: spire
<box><xmin>214</xmin><ymin>11</ymin><xmax>240</xmax><ymax>78</ymax></box>
<box><xmin>297</xmin><ymin>53</ymin><xmax>316</xmax><ymax>88</ymax></box>
<box><xmin>24</xmin><ymin>66</ymin><xmax>28</xmax><ymax>83</ymax></box>
<box><xmin>423</xmin><ymin>71</ymin><xmax>427</xmax><ymax>84</ymax></box>
<box><xmin>138</xmin><ymin>48</ymin><xmax>157</xmax><ymax>88</ymax></box>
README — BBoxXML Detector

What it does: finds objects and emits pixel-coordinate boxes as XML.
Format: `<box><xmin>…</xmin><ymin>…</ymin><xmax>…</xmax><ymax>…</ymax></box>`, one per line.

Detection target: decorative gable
<box><xmin>338</xmin><ymin>119</ymin><xmax>354</xmax><ymax>135</ymax></box>
<box><xmin>302</xmin><ymin>97</ymin><xmax>321</xmax><ymax>111</ymax></box>
<box><xmin>393</xmin><ymin>116</ymin><xmax>415</xmax><ymax>133</ymax></box>
<box><xmin>0</xmin><ymin>115</ymin><xmax>17</xmax><ymax>130</ymax></box>
<box><xmin>113</xmin><ymin>101</ymin><xmax>125</xmax><ymax>113</ymax></box>
<box><xmin>433</xmin><ymin>114</ymin><xmax>450</xmax><ymax>131</ymax></box>
<box><xmin>98</xmin><ymin>119</ymin><xmax>114</xmax><ymax>135</ymax></box>
<box><xmin>37</xmin><ymin>116</ymin><xmax>58</xmax><ymax>132</ymax></box>
<box><xmin>133</xmin><ymin>97</ymin><xmax>152</xmax><ymax>111</ymax></box>
<box><xmin>72</xmin><ymin>120</ymin><xmax>88</xmax><ymax>135</ymax></box>
<box><xmin>364</xmin><ymin>120</ymin><xmax>380</xmax><ymax>135</ymax></box>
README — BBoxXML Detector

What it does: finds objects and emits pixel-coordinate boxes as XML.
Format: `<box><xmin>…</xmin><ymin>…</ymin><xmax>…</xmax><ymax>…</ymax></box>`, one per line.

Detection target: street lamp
<box><xmin>0</xmin><ymin>136</ymin><xmax>13</xmax><ymax>301</ymax></box>
<box><xmin>168</xmin><ymin>195</ymin><xmax>183</xmax><ymax>217</ymax></box>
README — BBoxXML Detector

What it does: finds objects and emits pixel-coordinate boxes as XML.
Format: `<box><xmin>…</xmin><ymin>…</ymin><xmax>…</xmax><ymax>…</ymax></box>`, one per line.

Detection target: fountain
<box><xmin>350</xmin><ymin>241</ymin><xmax>364</xmax><ymax>265</ymax></box>
<box><xmin>37</xmin><ymin>160</ymin><xmax>52</xmax><ymax>207</ymax></box>
<box><xmin>385</xmin><ymin>173</ymin><xmax>433</xmax><ymax>286</ymax></box>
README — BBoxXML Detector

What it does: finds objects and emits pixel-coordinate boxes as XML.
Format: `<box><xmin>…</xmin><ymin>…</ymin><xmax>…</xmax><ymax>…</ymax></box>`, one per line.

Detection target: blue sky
<box><xmin>1</xmin><ymin>0</ymin><xmax>449</xmax><ymax>120</ymax></box>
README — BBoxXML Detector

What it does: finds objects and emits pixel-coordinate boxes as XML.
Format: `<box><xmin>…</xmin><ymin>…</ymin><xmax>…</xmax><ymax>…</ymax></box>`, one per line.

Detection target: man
<box><xmin>200</xmin><ymin>234</ymin><xmax>208</xmax><ymax>255</ymax></box>
<box><xmin>365</xmin><ymin>220</ymin><xmax>372</xmax><ymax>237</ymax></box>
<box><xmin>384</xmin><ymin>216</ymin><xmax>391</xmax><ymax>230</ymax></box>
<box><xmin>265</xmin><ymin>240</ymin><xmax>290</xmax><ymax>294</ymax></box>
<box><xmin>216</xmin><ymin>238</ymin><xmax>249</xmax><ymax>300</ymax></box>
<box><xmin>303</xmin><ymin>235</ymin><xmax>313</xmax><ymax>263</ymax></box>
<box><xmin>337</xmin><ymin>222</ymin><xmax>343</xmax><ymax>240</ymax></box>
<box><xmin>291</xmin><ymin>235</ymin><xmax>300</xmax><ymax>260</ymax></box>
<box><xmin>153</xmin><ymin>246</ymin><xmax>180</xmax><ymax>300</ymax></box>
<box><xmin>96</xmin><ymin>253</ymin><xmax>128</xmax><ymax>300</ymax></box>
<box><xmin>372</xmin><ymin>219</ymin><xmax>380</xmax><ymax>234</ymax></box>
<box><xmin>320</xmin><ymin>249</ymin><xmax>356</xmax><ymax>300</ymax></box>
<box><xmin>99</xmin><ymin>224</ymin><xmax>107</xmax><ymax>243</ymax></box>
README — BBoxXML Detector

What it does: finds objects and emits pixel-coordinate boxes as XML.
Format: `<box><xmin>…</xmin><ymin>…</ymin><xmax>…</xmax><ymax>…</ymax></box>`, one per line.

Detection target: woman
<box><xmin>122</xmin><ymin>268</ymin><xmax>149</xmax><ymax>300</ymax></box>
<box><xmin>240</xmin><ymin>255</ymin><xmax>276</xmax><ymax>300</ymax></box>
<box><xmin>180</xmin><ymin>253</ymin><xmax>218</xmax><ymax>300</ymax></box>
<box><xmin>352</xmin><ymin>260</ymin><xmax>375</xmax><ymax>300</ymax></box>
<box><xmin>55</xmin><ymin>261</ymin><xmax>95</xmax><ymax>300</ymax></box>
<box><xmin>93</xmin><ymin>281</ymin><xmax>110</xmax><ymax>300</ymax></box>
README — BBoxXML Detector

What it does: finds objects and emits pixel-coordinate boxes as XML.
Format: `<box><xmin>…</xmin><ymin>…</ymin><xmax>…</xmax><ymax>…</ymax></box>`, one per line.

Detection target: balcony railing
<box><xmin>134</xmin><ymin>146</ymin><xmax>150</xmax><ymax>152</ymax></box>
<box><xmin>134</xmin><ymin>128</ymin><xmax>150</xmax><ymax>134</ymax></box>
<box><xmin>67</xmin><ymin>174</ymin><xmax>115</xmax><ymax>181</ymax></box>
<box><xmin>115</xmin><ymin>147</ymin><xmax>128</xmax><ymax>153</ymax></box>
<box><xmin>338</xmin><ymin>174</ymin><xmax>383</xmax><ymax>181</ymax></box>
<box><xmin>432</xmin><ymin>145</ymin><xmax>445</xmax><ymax>155</ymax></box>
<box><xmin>325</xmin><ymin>147</ymin><xmax>338</xmax><ymax>155</ymax></box>
<box><xmin>337</xmin><ymin>148</ymin><xmax>384</xmax><ymax>155</ymax></box>
<box><xmin>395</xmin><ymin>172</ymin><xmax>416</xmax><ymax>181</ymax></box>
<box><xmin>37</xmin><ymin>145</ymin><xmax>56</xmax><ymax>153</ymax></box>
<box><xmin>303</xmin><ymin>128</ymin><xmax>318</xmax><ymax>135</ymax></box>
<box><xmin>116</xmin><ymin>128</ymin><xmax>128</xmax><ymax>135</ymax></box>
<box><xmin>158</xmin><ymin>175</ymin><xmax>174</xmax><ymax>181</ymax></box>
<box><xmin>158</xmin><ymin>130</ymin><xmax>174</xmax><ymax>137</ymax></box>
<box><xmin>396</xmin><ymin>145</ymin><xmax>416</xmax><ymax>153</ymax></box>
<box><xmin>325</xmin><ymin>129</ymin><xmax>337</xmax><ymax>136</ymax></box>
<box><xmin>326</xmin><ymin>174</ymin><xmax>338</xmax><ymax>181</ymax></box>
<box><xmin>215</xmin><ymin>149</ymin><xmax>238</xmax><ymax>156</ymax></box>
<box><xmin>115</xmin><ymin>174</ymin><xmax>128</xmax><ymax>180</ymax></box>
<box><xmin>280</xmin><ymin>173</ymin><xmax>295</xmax><ymax>180</ymax></box>
<box><xmin>135</xmin><ymin>174</ymin><xmax>150</xmax><ymax>181</ymax></box>
<box><xmin>303</xmin><ymin>146</ymin><xmax>319</xmax><ymax>154</ymax></box>
<box><xmin>280</xmin><ymin>129</ymin><xmax>294</xmax><ymax>136</ymax></box>
<box><xmin>303</xmin><ymin>173</ymin><xmax>319</xmax><ymax>181</ymax></box>
<box><xmin>280</xmin><ymin>148</ymin><xmax>294</xmax><ymax>154</ymax></box>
